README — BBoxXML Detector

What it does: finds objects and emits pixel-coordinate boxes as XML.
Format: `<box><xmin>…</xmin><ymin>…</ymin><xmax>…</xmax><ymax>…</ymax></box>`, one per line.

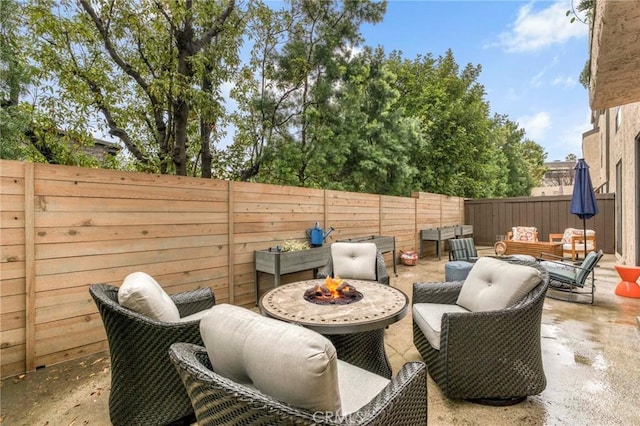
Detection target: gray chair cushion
<box><xmin>413</xmin><ymin>303</ymin><xmax>470</xmax><ymax>350</ymax></box>
<box><xmin>117</xmin><ymin>272</ymin><xmax>180</xmax><ymax>322</ymax></box>
<box><xmin>575</xmin><ymin>251</ymin><xmax>599</xmax><ymax>284</ymax></box>
<box><xmin>337</xmin><ymin>360</ymin><xmax>390</xmax><ymax>415</ymax></box>
<box><xmin>199</xmin><ymin>304</ymin><xmax>342</xmax><ymax>413</ymax></box>
<box><xmin>456</xmin><ymin>257</ymin><xmax>542</xmax><ymax>312</ymax></box>
<box><xmin>331</xmin><ymin>242</ymin><xmax>377</xmax><ymax>281</ymax></box>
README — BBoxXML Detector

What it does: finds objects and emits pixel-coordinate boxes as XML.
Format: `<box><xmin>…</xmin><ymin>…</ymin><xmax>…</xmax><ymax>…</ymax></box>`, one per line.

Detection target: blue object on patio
<box><xmin>570</xmin><ymin>159</ymin><xmax>599</xmax><ymax>259</ymax></box>
<box><xmin>445</xmin><ymin>260</ymin><xmax>474</xmax><ymax>282</ymax></box>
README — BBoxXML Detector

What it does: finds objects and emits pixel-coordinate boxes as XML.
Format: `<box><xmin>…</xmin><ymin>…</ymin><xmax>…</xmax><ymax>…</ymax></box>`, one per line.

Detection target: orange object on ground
<box><xmin>614</xmin><ymin>265</ymin><xmax>640</xmax><ymax>298</ymax></box>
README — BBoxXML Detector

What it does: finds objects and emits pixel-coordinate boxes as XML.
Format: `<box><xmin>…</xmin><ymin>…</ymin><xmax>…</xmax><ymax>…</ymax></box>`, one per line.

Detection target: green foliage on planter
<box><xmin>280</xmin><ymin>240</ymin><xmax>310</xmax><ymax>252</ymax></box>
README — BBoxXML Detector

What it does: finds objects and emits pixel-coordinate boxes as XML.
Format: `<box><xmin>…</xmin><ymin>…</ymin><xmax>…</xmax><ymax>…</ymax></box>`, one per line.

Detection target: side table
<box><xmin>614</xmin><ymin>265</ymin><xmax>640</xmax><ymax>298</ymax></box>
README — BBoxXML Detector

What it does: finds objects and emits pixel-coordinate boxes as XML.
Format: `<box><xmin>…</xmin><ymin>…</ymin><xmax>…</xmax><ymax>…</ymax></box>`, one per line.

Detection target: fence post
<box><xmin>24</xmin><ymin>162</ymin><xmax>35</xmax><ymax>372</ymax></box>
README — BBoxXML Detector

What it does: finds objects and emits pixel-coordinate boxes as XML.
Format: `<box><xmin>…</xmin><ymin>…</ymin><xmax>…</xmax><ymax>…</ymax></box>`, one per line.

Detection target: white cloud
<box><xmin>517</xmin><ymin>111</ymin><xmax>551</xmax><ymax>141</ymax></box>
<box><xmin>530</xmin><ymin>70</ymin><xmax>545</xmax><ymax>88</ymax></box>
<box><xmin>493</xmin><ymin>1</ymin><xmax>588</xmax><ymax>53</ymax></box>
<box><xmin>552</xmin><ymin>76</ymin><xmax>577</xmax><ymax>88</ymax></box>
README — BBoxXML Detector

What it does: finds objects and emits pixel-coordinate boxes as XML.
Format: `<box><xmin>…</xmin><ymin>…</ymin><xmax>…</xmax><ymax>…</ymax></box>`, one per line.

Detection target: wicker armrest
<box><xmin>171</xmin><ymin>287</ymin><xmax>215</xmax><ymax>317</ymax></box>
<box><xmin>352</xmin><ymin>362</ymin><xmax>427</xmax><ymax>425</ymax></box>
<box><xmin>413</xmin><ymin>281</ymin><xmax>463</xmax><ymax>305</ymax></box>
<box><xmin>375</xmin><ymin>252</ymin><xmax>390</xmax><ymax>285</ymax></box>
<box><xmin>316</xmin><ymin>260</ymin><xmax>332</xmax><ymax>279</ymax></box>
<box><xmin>440</xmin><ymin>284</ymin><xmax>546</xmax><ymax>379</ymax></box>
<box><xmin>440</xmin><ymin>283</ymin><xmax>547</xmax><ymax>368</ymax></box>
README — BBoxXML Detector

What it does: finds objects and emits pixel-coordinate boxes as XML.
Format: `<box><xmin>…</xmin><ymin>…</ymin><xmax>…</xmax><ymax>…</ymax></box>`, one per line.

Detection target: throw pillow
<box><xmin>118</xmin><ymin>272</ymin><xmax>181</xmax><ymax>322</ymax></box>
<box><xmin>457</xmin><ymin>257</ymin><xmax>542</xmax><ymax>312</ymax></box>
<box><xmin>512</xmin><ymin>226</ymin><xmax>537</xmax><ymax>242</ymax></box>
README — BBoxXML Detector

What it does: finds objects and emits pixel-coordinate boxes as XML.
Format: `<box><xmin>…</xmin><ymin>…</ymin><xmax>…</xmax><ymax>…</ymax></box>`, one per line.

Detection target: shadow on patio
<box><xmin>1</xmin><ymin>249</ymin><xmax>639</xmax><ymax>425</ymax></box>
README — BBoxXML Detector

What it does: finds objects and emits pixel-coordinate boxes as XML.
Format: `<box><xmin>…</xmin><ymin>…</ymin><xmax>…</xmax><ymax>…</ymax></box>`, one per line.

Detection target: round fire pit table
<box><xmin>259</xmin><ymin>279</ymin><xmax>409</xmax><ymax>378</ymax></box>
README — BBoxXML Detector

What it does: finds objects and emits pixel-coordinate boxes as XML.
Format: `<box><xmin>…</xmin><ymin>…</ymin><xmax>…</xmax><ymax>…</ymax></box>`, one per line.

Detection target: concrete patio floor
<box><xmin>1</xmin><ymin>249</ymin><xmax>639</xmax><ymax>425</ymax></box>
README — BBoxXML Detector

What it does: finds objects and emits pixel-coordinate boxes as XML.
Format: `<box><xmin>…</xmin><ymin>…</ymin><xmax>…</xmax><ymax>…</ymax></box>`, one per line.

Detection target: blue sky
<box><xmin>359</xmin><ymin>0</ymin><xmax>591</xmax><ymax>162</ymax></box>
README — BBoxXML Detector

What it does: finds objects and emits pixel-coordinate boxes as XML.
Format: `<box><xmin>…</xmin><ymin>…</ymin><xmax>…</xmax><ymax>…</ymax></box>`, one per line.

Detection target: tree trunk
<box><xmin>200</xmin><ymin>70</ymin><xmax>213</xmax><ymax>178</ymax></box>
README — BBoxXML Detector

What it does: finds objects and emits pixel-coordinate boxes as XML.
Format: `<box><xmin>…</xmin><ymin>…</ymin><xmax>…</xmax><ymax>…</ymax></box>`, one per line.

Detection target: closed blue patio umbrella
<box><xmin>570</xmin><ymin>159</ymin><xmax>599</xmax><ymax>259</ymax></box>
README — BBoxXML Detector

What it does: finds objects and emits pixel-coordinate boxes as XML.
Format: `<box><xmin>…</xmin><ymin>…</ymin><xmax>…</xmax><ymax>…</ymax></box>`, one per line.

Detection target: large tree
<box><xmin>1</xmin><ymin>0</ymin><xmax>103</xmax><ymax>166</ymax></box>
<box><xmin>308</xmin><ymin>46</ymin><xmax>421</xmax><ymax>195</ymax></box>
<box><xmin>388</xmin><ymin>50</ymin><xmax>498</xmax><ymax>198</ymax></box>
<box><xmin>26</xmin><ymin>0</ymin><xmax>242</xmax><ymax>176</ymax></box>
<box><xmin>226</xmin><ymin>0</ymin><xmax>387</xmax><ymax>186</ymax></box>
<box><xmin>490</xmin><ymin>115</ymin><xmax>546</xmax><ymax>197</ymax></box>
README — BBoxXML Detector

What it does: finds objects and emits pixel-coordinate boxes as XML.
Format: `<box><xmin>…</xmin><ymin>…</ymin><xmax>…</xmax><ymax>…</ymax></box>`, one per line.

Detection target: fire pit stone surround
<box><xmin>260</xmin><ymin>279</ymin><xmax>408</xmax><ymax>334</ymax></box>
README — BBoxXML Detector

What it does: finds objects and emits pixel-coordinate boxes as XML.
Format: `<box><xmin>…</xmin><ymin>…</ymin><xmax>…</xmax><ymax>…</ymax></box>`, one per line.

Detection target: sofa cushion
<box><xmin>512</xmin><ymin>226</ymin><xmax>537</xmax><ymax>242</ymax></box>
<box><xmin>331</xmin><ymin>242</ymin><xmax>377</xmax><ymax>281</ymax></box>
<box><xmin>456</xmin><ymin>257</ymin><xmax>542</xmax><ymax>312</ymax></box>
<box><xmin>562</xmin><ymin>242</ymin><xmax>595</xmax><ymax>252</ymax></box>
<box><xmin>200</xmin><ymin>304</ymin><xmax>341</xmax><ymax>413</ymax></box>
<box><xmin>118</xmin><ymin>272</ymin><xmax>180</xmax><ymax>322</ymax></box>
<box><xmin>413</xmin><ymin>303</ymin><xmax>470</xmax><ymax>350</ymax></box>
<box><xmin>561</xmin><ymin>228</ymin><xmax>595</xmax><ymax>244</ymax></box>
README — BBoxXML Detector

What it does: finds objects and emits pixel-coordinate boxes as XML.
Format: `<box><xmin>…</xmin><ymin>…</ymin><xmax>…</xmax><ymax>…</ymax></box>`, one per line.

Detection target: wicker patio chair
<box><xmin>412</xmin><ymin>258</ymin><xmax>549</xmax><ymax>405</ymax></box>
<box><xmin>317</xmin><ymin>242</ymin><xmax>390</xmax><ymax>285</ymax></box>
<box><xmin>89</xmin><ymin>282</ymin><xmax>215</xmax><ymax>426</ymax></box>
<box><xmin>169</xmin><ymin>305</ymin><xmax>427</xmax><ymax>426</ymax></box>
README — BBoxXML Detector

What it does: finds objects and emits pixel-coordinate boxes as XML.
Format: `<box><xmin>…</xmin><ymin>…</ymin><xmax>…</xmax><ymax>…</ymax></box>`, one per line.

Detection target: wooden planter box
<box><xmin>455</xmin><ymin>225</ymin><xmax>474</xmax><ymax>238</ymax></box>
<box><xmin>254</xmin><ymin>246</ymin><xmax>331</xmax><ymax>304</ymax></box>
<box><xmin>420</xmin><ymin>227</ymin><xmax>457</xmax><ymax>260</ymax></box>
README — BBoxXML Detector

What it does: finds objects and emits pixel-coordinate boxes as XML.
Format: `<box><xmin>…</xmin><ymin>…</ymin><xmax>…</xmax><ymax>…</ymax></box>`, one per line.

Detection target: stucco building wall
<box><xmin>584</xmin><ymin>103</ymin><xmax>640</xmax><ymax>265</ymax></box>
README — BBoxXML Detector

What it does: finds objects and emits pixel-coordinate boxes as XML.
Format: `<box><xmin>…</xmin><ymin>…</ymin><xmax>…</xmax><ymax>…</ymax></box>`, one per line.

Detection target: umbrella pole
<box><xmin>583</xmin><ymin>217</ymin><xmax>588</xmax><ymax>260</ymax></box>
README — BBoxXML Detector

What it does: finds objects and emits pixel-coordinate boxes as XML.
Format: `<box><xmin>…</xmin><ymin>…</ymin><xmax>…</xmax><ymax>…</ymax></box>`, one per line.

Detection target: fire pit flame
<box><xmin>304</xmin><ymin>276</ymin><xmax>363</xmax><ymax>305</ymax></box>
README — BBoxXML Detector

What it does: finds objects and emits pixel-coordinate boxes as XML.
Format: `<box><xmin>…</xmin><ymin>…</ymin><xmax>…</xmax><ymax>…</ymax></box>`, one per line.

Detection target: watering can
<box><xmin>306</xmin><ymin>222</ymin><xmax>334</xmax><ymax>247</ymax></box>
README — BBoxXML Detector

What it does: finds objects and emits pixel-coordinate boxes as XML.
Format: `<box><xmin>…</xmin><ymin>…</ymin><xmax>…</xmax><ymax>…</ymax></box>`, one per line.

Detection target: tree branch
<box><xmin>192</xmin><ymin>0</ymin><xmax>236</xmax><ymax>53</ymax></box>
<box><xmin>78</xmin><ymin>0</ymin><xmax>154</xmax><ymax>101</ymax></box>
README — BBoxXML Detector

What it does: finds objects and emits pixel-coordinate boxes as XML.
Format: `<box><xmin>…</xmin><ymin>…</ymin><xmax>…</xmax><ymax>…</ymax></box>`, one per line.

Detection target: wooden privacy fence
<box><xmin>465</xmin><ymin>194</ymin><xmax>615</xmax><ymax>254</ymax></box>
<box><xmin>0</xmin><ymin>160</ymin><xmax>464</xmax><ymax>378</ymax></box>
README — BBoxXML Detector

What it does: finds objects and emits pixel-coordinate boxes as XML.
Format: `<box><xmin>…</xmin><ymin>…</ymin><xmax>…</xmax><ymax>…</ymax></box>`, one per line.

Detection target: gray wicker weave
<box><xmin>412</xmin><ymin>259</ymin><xmax>549</xmax><ymax>404</ymax></box>
<box><xmin>317</xmin><ymin>251</ymin><xmax>390</xmax><ymax>285</ymax></box>
<box><xmin>89</xmin><ymin>283</ymin><xmax>215</xmax><ymax>425</ymax></box>
<box><xmin>168</xmin><ymin>342</ymin><xmax>428</xmax><ymax>426</ymax></box>
<box><xmin>325</xmin><ymin>329</ymin><xmax>392</xmax><ymax>378</ymax></box>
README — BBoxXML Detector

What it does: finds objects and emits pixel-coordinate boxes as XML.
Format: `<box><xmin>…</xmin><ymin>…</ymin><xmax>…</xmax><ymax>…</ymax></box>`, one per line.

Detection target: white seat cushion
<box><xmin>337</xmin><ymin>360</ymin><xmax>390</xmax><ymax>415</ymax></box>
<box><xmin>331</xmin><ymin>242</ymin><xmax>377</xmax><ymax>280</ymax></box>
<box><xmin>413</xmin><ymin>303</ymin><xmax>470</xmax><ymax>350</ymax></box>
<box><xmin>456</xmin><ymin>257</ymin><xmax>541</xmax><ymax>312</ymax></box>
<box><xmin>561</xmin><ymin>228</ymin><xmax>595</xmax><ymax>243</ymax></box>
<box><xmin>200</xmin><ymin>304</ymin><xmax>342</xmax><ymax>413</ymax></box>
<box><xmin>562</xmin><ymin>242</ymin><xmax>595</xmax><ymax>252</ymax></box>
<box><xmin>118</xmin><ymin>272</ymin><xmax>180</xmax><ymax>322</ymax></box>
